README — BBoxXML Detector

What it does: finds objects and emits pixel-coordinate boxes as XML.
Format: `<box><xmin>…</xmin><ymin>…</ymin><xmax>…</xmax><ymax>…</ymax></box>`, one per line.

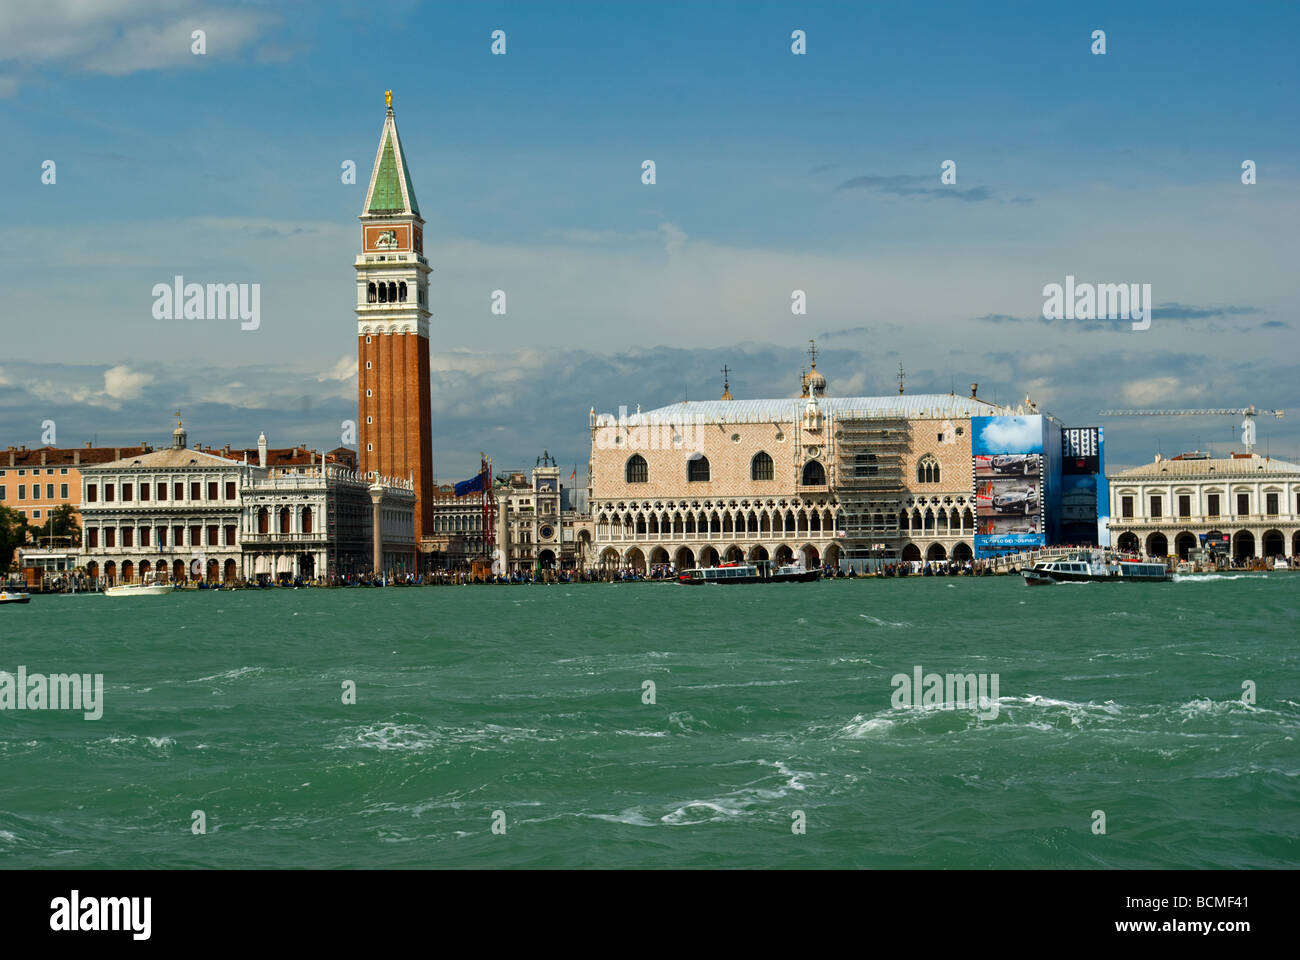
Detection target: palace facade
<box><xmin>78</xmin><ymin>422</ymin><xmax>414</xmax><ymax>584</ymax></box>
<box><xmin>587</xmin><ymin>362</ymin><xmax>1024</xmax><ymax>572</ymax></box>
<box><xmin>1107</xmin><ymin>452</ymin><xmax>1300</xmax><ymax>560</ymax></box>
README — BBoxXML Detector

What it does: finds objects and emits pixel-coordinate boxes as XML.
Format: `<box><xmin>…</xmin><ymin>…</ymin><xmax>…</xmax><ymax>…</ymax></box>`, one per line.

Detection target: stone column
<box><xmin>496</xmin><ymin>493</ymin><xmax>509</xmax><ymax>574</ymax></box>
<box><xmin>369</xmin><ymin>483</ymin><xmax>384</xmax><ymax>576</ymax></box>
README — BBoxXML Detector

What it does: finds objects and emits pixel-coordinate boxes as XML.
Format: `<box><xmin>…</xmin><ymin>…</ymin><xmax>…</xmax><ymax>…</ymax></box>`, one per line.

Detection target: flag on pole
<box><xmin>454</xmin><ymin>473</ymin><xmax>485</xmax><ymax>496</ymax></box>
<box><xmin>569</xmin><ymin>466</ymin><xmax>577</xmax><ymax>482</ymax></box>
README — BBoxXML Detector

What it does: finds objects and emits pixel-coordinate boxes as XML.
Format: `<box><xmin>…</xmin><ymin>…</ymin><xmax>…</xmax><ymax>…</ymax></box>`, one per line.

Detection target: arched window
<box><xmin>626</xmin><ymin>455</ymin><xmax>648</xmax><ymax>484</ymax></box>
<box><xmin>258</xmin><ymin>507</ymin><xmax>269</xmax><ymax>534</ymax></box>
<box><xmin>388</xmin><ymin>281</ymin><xmax>397</xmax><ymax>303</ymax></box>
<box><xmin>302</xmin><ymin>507</ymin><xmax>313</xmax><ymax>535</ymax></box>
<box><xmin>398</xmin><ymin>282</ymin><xmax>407</xmax><ymax>302</ymax></box>
<box><xmin>367</xmin><ymin>282</ymin><xmax>377</xmax><ymax>304</ymax></box>
<box><xmin>801</xmin><ymin>460</ymin><xmax>826</xmax><ymax>485</ymax></box>
<box><xmin>377</xmin><ymin>282</ymin><xmax>388</xmax><ymax>303</ymax></box>
<box><xmin>855</xmin><ymin>453</ymin><xmax>878</xmax><ymax>477</ymax></box>
<box><xmin>279</xmin><ymin>507</ymin><xmax>291</xmax><ymax>534</ymax></box>
<box><xmin>751</xmin><ymin>451</ymin><xmax>774</xmax><ymax>481</ymax></box>
<box><xmin>917</xmin><ymin>455</ymin><xmax>940</xmax><ymax>484</ymax></box>
<box><xmin>688</xmin><ymin>455</ymin><xmax>710</xmax><ymax>482</ymax></box>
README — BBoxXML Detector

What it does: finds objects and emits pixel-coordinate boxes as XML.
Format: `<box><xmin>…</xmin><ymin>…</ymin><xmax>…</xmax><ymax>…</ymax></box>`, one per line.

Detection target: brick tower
<box><xmin>355</xmin><ymin>91</ymin><xmax>434</xmax><ymax>551</ymax></box>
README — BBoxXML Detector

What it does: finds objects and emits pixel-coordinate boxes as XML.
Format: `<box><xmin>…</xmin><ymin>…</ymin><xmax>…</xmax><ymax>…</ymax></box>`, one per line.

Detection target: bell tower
<box><xmin>355</xmin><ymin>90</ymin><xmax>434</xmax><ymax>545</ymax></box>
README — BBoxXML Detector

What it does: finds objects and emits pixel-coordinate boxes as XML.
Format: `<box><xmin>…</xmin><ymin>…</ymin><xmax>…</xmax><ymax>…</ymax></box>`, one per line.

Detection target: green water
<box><xmin>1</xmin><ymin>574</ymin><xmax>1297</xmax><ymax>869</ymax></box>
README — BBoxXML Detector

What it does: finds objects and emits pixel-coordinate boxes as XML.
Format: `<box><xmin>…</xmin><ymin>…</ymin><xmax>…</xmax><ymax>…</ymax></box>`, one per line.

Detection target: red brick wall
<box><xmin>357</xmin><ymin>331</ymin><xmax>434</xmax><ymax>538</ymax></box>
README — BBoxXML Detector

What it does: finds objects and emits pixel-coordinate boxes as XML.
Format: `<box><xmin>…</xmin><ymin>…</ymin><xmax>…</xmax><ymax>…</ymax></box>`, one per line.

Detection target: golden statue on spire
<box><xmin>385</xmin><ymin>89</ymin><xmax>393</xmax><ymax>110</ymax></box>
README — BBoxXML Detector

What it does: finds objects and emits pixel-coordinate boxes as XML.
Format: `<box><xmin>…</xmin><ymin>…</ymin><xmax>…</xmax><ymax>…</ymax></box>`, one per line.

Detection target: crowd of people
<box><xmin>11</xmin><ymin>550</ymin><xmax>1293</xmax><ymax>592</ymax></box>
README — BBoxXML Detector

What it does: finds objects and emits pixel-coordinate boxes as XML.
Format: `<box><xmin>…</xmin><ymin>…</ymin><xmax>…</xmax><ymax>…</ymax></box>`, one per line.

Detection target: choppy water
<box><xmin>1</xmin><ymin>574</ymin><xmax>1297</xmax><ymax>868</ymax></box>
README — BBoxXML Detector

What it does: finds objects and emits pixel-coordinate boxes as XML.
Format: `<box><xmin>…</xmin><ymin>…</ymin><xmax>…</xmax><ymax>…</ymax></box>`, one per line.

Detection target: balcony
<box><xmin>241</xmin><ymin>533</ymin><xmax>328</xmax><ymax>545</ymax></box>
<box><xmin>1110</xmin><ymin>513</ymin><xmax>1295</xmax><ymax>528</ymax></box>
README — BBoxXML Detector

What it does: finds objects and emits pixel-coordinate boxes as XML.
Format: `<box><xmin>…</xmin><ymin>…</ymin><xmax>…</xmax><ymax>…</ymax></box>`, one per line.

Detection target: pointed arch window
<box><xmin>687</xmin><ymin>455</ymin><xmax>710</xmax><ymax>482</ymax></box>
<box><xmin>626</xmin><ymin>455</ymin><xmax>648</xmax><ymax>484</ymax></box>
<box><xmin>855</xmin><ymin>453</ymin><xmax>879</xmax><ymax>477</ymax></box>
<box><xmin>801</xmin><ymin>460</ymin><xmax>826</xmax><ymax>486</ymax></box>
<box><xmin>751</xmin><ymin>451</ymin><xmax>774</xmax><ymax>481</ymax></box>
<box><xmin>917</xmin><ymin>455</ymin><xmax>940</xmax><ymax>484</ymax></box>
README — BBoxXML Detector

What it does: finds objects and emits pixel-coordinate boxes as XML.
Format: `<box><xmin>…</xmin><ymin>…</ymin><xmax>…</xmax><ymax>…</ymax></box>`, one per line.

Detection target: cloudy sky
<box><xmin>2</xmin><ymin>0</ymin><xmax>1297</xmax><ymax>478</ymax></box>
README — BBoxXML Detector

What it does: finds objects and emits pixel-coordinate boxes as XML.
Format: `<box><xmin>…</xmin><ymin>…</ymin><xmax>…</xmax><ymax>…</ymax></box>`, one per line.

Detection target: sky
<box><xmin>1</xmin><ymin>0</ymin><xmax>1297</xmax><ymax>479</ymax></box>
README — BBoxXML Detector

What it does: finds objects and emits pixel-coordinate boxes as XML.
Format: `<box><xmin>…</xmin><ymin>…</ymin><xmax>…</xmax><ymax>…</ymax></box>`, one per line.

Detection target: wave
<box><xmin>334</xmin><ymin>721</ymin><xmax>553</xmax><ymax>752</ymax></box>
<box><xmin>187</xmin><ymin>666</ymin><xmax>264</xmax><ymax>683</ymax></box>
<box><xmin>1174</xmin><ymin>574</ymin><xmax>1267</xmax><ymax>582</ymax></box>
<box><xmin>661</xmin><ymin>800</ymin><xmax>748</xmax><ymax>825</ymax></box>
<box><xmin>859</xmin><ymin>614</ymin><xmax>912</xmax><ymax>628</ymax></box>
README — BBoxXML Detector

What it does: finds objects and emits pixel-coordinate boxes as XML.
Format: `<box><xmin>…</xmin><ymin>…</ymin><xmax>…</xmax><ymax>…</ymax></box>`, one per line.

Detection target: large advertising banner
<box><xmin>972</xmin><ymin>415</ymin><xmax>1046</xmax><ymax>557</ymax></box>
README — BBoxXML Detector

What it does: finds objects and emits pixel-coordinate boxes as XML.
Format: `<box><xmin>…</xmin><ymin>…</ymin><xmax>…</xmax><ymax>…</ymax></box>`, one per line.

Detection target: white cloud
<box><xmin>0</xmin><ymin>1</ymin><xmax>278</xmax><ymax>77</ymax></box>
<box><xmin>1122</xmin><ymin>377</ymin><xmax>1185</xmax><ymax>406</ymax></box>
<box><xmin>103</xmin><ymin>364</ymin><xmax>153</xmax><ymax>401</ymax></box>
<box><xmin>317</xmin><ymin>356</ymin><xmax>356</xmax><ymax>382</ymax></box>
<box><xmin>978</xmin><ymin>417</ymin><xmax>1042</xmax><ymax>454</ymax></box>
<box><xmin>658</xmin><ymin>221</ymin><xmax>688</xmax><ymax>257</ymax></box>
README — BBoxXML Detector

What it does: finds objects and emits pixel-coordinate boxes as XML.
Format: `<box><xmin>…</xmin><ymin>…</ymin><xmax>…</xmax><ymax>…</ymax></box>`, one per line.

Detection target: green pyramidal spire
<box><xmin>364</xmin><ymin>97</ymin><xmax>420</xmax><ymax>217</ymax></box>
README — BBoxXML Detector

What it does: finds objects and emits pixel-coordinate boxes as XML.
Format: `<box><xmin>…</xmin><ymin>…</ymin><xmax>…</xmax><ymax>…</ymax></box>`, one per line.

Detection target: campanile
<box><xmin>355</xmin><ymin>91</ymin><xmax>434</xmax><ymax>545</ymax></box>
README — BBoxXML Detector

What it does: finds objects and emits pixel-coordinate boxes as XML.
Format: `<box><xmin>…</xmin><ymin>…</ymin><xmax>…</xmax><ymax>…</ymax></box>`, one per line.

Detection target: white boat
<box><xmin>1023</xmin><ymin>550</ymin><xmax>1172</xmax><ymax>585</ymax></box>
<box><xmin>676</xmin><ymin>561</ymin><xmax>820</xmax><ymax>585</ymax></box>
<box><xmin>104</xmin><ymin>581</ymin><xmax>173</xmax><ymax>597</ymax></box>
<box><xmin>0</xmin><ymin>586</ymin><xmax>32</xmax><ymax>604</ymax></box>
<box><xmin>1275</xmin><ymin>558</ymin><xmax>1290</xmax><ymax>571</ymax></box>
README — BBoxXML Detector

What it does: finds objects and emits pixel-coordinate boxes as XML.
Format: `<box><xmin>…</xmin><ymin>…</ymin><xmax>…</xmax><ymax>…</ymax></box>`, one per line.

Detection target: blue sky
<box><xmin>1</xmin><ymin>0</ymin><xmax>1297</xmax><ymax>477</ymax></box>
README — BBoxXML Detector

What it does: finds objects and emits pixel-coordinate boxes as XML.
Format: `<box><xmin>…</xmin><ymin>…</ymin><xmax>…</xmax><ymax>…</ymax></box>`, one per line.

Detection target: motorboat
<box><xmin>677</xmin><ymin>561</ymin><xmax>820</xmax><ymax>585</ymax></box>
<box><xmin>1023</xmin><ymin>551</ymin><xmax>1171</xmax><ymax>585</ymax></box>
<box><xmin>104</xmin><ymin>578</ymin><xmax>173</xmax><ymax>597</ymax></box>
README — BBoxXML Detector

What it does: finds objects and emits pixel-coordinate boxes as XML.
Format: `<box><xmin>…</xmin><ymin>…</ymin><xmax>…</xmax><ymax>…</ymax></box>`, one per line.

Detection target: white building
<box><xmin>79</xmin><ymin>422</ymin><xmax>415</xmax><ymax>584</ymax></box>
<box><xmin>1107</xmin><ymin>452</ymin><xmax>1300</xmax><ymax>560</ymax></box>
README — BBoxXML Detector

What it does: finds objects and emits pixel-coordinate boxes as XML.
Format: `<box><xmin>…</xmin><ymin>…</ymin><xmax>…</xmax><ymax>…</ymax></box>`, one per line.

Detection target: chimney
<box><xmin>74</xmin><ymin>450</ymin><xmax>80</xmax><ymax>466</ymax></box>
<box><xmin>970</xmin><ymin>383</ymin><xmax>978</xmax><ymax>399</ymax></box>
<box><xmin>113</xmin><ymin>448</ymin><xmax>120</xmax><ymax>460</ymax></box>
<box><xmin>40</xmin><ymin>450</ymin><xmax>47</xmax><ymax>465</ymax></box>
<box><xmin>85</xmin><ymin>441</ymin><xmax>92</xmax><ymax>448</ymax></box>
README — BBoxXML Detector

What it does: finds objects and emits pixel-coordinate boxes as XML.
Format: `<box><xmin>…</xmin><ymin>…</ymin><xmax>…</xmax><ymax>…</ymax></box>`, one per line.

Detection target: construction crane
<box><xmin>1098</xmin><ymin>406</ymin><xmax>1284</xmax><ymax>455</ymax></box>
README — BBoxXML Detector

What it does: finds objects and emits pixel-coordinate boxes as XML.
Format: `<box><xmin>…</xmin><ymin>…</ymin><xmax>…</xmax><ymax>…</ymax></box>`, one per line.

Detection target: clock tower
<box><xmin>355</xmin><ymin>91</ymin><xmax>434</xmax><ymax>553</ymax></box>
